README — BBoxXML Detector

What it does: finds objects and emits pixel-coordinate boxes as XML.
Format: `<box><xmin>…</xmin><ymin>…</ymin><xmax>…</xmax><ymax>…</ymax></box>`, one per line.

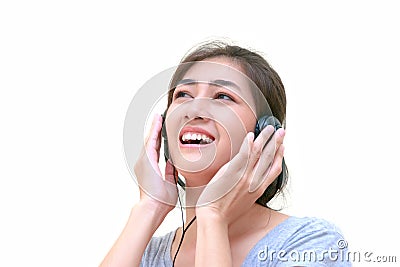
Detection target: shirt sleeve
<box><xmin>140</xmin><ymin>230</ymin><xmax>175</xmax><ymax>267</ymax></box>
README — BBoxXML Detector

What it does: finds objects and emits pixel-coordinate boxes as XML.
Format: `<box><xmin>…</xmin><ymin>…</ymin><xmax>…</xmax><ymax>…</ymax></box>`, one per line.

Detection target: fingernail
<box><xmin>248</xmin><ymin>132</ymin><xmax>254</xmax><ymax>141</ymax></box>
<box><xmin>279</xmin><ymin>129</ymin><xmax>286</xmax><ymax>137</ymax></box>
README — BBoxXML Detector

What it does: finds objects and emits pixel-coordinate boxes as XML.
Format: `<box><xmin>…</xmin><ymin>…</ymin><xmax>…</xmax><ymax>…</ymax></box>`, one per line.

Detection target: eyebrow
<box><xmin>175</xmin><ymin>78</ymin><xmax>196</xmax><ymax>86</ymax></box>
<box><xmin>176</xmin><ymin>78</ymin><xmax>241</xmax><ymax>91</ymax></box>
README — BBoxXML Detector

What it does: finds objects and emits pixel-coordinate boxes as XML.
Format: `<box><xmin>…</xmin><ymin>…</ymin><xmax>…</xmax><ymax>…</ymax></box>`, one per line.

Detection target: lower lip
<box><xmin>179</xmin><ymin>142</ymin><xmax>215</xmax><ymax>149</ymax></box>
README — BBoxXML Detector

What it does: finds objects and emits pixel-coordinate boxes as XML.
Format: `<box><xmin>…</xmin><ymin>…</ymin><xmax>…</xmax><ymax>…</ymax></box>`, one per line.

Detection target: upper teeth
<box><xmin>181</xmin><ymin>132</ymin><xmax>213</xmax><ymax>143</ymax></box>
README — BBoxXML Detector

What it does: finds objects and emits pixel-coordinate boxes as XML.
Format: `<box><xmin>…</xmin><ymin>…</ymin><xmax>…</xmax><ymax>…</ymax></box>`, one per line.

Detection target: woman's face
<box><xmin>166</xmin><ymin>57</ymin><xmax>259</xmax><ymax>186</ymax></box>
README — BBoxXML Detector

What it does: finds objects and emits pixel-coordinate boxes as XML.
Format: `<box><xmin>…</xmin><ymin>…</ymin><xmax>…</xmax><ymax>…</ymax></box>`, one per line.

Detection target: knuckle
<box><xmin>263</xmin><ymin>149</ymin><xmax>274</xmax><ymax>160</ymax></box>
<box><xmin>256</xmin><ymin>184</ymin><xmax>266</xmax><ymax>195</ymax></box>
<box><xmin>252</xmin><ymin>146</ymin><xmax>262</xmax><ymax>158</ymax></box>
<box><xmin>244</xmin><ymin>175</ymin><xmax>253</xmax><ymax>188</ymax></box>
<box><xmin>237</xmin><ymin>150</ymin><xmax>249</xmax><ymax>160</ymax></box>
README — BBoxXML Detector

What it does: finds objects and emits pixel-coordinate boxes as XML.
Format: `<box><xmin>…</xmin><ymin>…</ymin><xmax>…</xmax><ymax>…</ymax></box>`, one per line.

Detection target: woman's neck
<box><xmin>180</xmin><ymin>202</ymin><xmax>272</xmax><ymax>244</ymax></box>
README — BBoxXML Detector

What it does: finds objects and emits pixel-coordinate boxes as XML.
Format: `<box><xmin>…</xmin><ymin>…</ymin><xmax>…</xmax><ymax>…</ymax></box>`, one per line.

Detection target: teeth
<box><xmin>181</xmin><ymin>132</ymin><xmax>213</xmax><ymax>144</ymax></box>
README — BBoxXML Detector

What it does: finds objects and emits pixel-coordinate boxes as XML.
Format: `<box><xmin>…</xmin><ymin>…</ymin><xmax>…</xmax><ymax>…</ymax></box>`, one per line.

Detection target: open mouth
<box><xmin>180</xmin><ymin>132</ymin><xmax>215</xmax><ymax>145</ymax></box>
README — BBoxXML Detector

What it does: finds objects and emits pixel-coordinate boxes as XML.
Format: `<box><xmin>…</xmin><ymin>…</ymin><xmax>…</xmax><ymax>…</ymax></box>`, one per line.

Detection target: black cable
<box><xmin>172</xmin><ymin>166</ymin><xmax>197</xmax><ymax>266</ymax></box>
<box><xmin>172</xmin><ymin>216</ymin><xmax>196</xmax><ymax>266</ymax></box>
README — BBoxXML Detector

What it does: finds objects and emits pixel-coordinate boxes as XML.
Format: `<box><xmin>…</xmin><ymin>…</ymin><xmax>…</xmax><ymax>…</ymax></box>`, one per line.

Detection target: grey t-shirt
<box><xmin>140</xmin><ymin>216</ymin><xmax>351</xmax><ymax>266</ymax></box>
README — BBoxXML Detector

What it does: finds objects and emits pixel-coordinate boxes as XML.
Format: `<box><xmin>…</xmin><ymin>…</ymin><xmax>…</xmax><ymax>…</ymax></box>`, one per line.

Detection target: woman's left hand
<box><xmin>196</xmin><ymin>125</ymin><xmax>286</xmax><ymax>226</ymax></box>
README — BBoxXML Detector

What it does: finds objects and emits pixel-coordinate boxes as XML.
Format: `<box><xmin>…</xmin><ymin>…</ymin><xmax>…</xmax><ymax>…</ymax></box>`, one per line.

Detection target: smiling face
<box><xmin>165</xmin><ymin>57</ymin><xmax>259</xmax><ymax>186</ymax></box>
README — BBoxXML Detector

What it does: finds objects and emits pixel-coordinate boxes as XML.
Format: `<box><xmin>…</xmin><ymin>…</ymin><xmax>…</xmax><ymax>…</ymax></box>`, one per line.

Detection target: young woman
<box><xmin>100</xmin><ymin>41</ymin><xmax>349</xmax><ymax>266</ymax></box>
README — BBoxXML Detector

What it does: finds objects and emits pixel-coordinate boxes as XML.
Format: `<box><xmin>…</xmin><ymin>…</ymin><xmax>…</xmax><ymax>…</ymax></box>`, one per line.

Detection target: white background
<box><xmin>1</xmin><ymin>1</ymin><xmax>399</xmax><ymax>266</ymax></box>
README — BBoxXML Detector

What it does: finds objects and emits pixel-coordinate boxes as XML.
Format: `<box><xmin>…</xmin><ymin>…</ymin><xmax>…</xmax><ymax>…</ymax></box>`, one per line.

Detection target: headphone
<box><xmin>161</xmin><ymin>111</ymin><xmax>283</xmax><ymax>188</ymax></box>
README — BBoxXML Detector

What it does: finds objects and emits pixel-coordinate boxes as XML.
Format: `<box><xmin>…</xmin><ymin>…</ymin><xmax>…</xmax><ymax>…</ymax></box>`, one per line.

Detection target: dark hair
<box><xmin>167</xmin><ymin>40</ymin><xmax>288</xmax><ymax>207</ymax></box>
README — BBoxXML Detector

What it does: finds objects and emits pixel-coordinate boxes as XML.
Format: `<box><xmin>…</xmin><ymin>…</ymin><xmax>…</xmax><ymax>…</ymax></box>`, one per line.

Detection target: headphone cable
<box><xmin>172</xmin><ymin>166</ymin><xmax>197</xmax><ymax>266</ymax></box>
<box><xmin>172</xmin><ymin>215</ymin><xmax>196</xmax><ymax>266</ymax></box>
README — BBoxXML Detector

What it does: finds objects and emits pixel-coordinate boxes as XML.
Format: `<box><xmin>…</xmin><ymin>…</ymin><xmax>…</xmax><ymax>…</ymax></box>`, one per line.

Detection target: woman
<box><xmin>100</xmin><ymin>41</ymin><xmax>349</xmax><ymax>266</ymax></box>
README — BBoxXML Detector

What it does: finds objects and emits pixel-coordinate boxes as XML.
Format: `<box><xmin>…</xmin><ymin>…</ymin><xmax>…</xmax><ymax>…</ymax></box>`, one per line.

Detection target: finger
<box><xmin>250</xmin><ymin>145</ymin><xmax>285</xmax><ymax>197</ymax></box>
<box><xmin>248</xmin><ymin>152</ymin><xmax>274</xmax><ymax>193</ymax></box>
<box><xmin>248</xmin><ymin>129</ymin><xmax>285</xmax><ymax>192</ymax></box>
<box><xmin>260</xmin><ymin>128</ymin><xmax>285</xmax><ymax>163</ymax></box>
<box><xmin>254</xmin><ymin>125</ymin><xmax>275</xmax><ymax>151</ymax></box>
<box><xmin>261</xmin><ymin>144</ymin><xmax>285</xmax><ymax>186</ymax></box>
<box><xmin>142</xmin><ymin>114</ymin><xmax>163</xmax><ymax>166</ymax></box>
<box><xmin>246</xmin><ymin>126</ymin><xmax>275</xmax><ymax>171</ymax></box>
<box><xmin>242</xmin><ymin>126</ymin><xmax>274</xmax><ymax>186</ymax></box>
<box><xmin>256</xmin><ymin>129</ymin><xmax>285</xmax><ymax>176</ymax></box>
<box><xmin>232</xmin><ymin>132</ymin><xmax>253</xmax><ymax>169</ymax></box>
<box><xmin>145</xmin><ymin>113</ymin><xmax>162</xmax><ymax>144</ymax></box>
<box><xmin>145</xmin><ymin>113</ymin><xmax>163</xmax><ymax>150</ymax></box>
<box><xmin>272</xmin><ymin>128</ymin><xmax>285</xmax><ymax>153</ymax></box>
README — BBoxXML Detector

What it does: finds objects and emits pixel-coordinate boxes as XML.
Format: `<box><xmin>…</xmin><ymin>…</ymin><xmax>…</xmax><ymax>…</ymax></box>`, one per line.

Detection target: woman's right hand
<box><xmin>133</xmin><ymin>114</ymin><xmax>178</xmax><ymax>215</ymax></box>
<box><xmin>100</xmin><ymin>116</ymin><xmax>176</xmax><ymax>267</ymax></box>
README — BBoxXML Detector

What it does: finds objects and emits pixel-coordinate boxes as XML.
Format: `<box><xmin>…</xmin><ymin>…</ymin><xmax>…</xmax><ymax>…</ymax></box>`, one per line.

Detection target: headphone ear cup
<box><xmin>161</xmin><ymin>111</ymin><xmax>169</xmax><ymax>161</ymax></box>
<box><xmin>254</xmin><ymin>115</ymin><xmax>282</xmax><ymax>138</ymax></box>
<box><xmin>254</xmin><ymin>115</ymin><xmax>286</xmax><ymax>205</ymax></box>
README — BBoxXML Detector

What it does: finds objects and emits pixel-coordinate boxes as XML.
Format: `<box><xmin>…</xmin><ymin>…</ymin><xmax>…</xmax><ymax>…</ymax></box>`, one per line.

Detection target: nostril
<box><xmin>184</xmin><ymin>115</ymin><xmax>204</xmax><ymax>120</ymax></box>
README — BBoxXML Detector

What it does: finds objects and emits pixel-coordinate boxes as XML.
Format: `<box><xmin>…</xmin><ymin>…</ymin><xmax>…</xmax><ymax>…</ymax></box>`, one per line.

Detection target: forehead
<box><xmin>181</xmin><ymin>59</ymin><xmax>258</xmax><ymax>104</ymax></box>
<box><xmin>182</xmin><ymin>59</ymin><xmax>249</xmax><ymax>89</ymax></box>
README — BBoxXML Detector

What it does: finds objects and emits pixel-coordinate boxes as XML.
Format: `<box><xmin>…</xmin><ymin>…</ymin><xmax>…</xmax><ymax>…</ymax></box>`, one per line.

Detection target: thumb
<box><xmin>234</xmin><ymin>132</ymin><xmax>253</xmax><ymax>164</ymax></box>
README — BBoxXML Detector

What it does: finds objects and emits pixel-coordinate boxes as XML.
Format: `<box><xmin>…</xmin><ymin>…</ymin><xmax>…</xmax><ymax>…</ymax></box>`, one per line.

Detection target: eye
<box><xmin>173</xmin><ymin>90</ymin><xmax>192</xmax><ymax>100</ymax></box>
<box><xmin>216</xmin><ymin>93</ymin><xmax>234</xmax><ymax>101</ymax></box>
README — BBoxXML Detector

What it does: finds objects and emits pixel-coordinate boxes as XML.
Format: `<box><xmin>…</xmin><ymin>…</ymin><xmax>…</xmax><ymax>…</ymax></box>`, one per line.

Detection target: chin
<box><xmin>177</xmin><ymin>165</ymin><xmax>220</xmax><ymax>188</ymax></box>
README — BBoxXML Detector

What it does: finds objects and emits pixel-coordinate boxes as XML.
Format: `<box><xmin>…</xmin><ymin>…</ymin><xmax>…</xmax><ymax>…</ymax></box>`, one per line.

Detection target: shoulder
<box><xmin>243</xmin><ymin>217</ymin><xmax>351</xmax><ymax>266</ymax></box>
<box><xmin>278</xmin><ymin>216</ymin><xmax>345</xmax><ymax>247</ymax></box>
<box><xmin>279</xmin><ymin>217</ymin><xmax>347</xmax><ymax>252</ymax></box>
<box><xmin>140</xmin><ymin>230</ymin><xmax>175</xmax><ymax>267</ymax></box>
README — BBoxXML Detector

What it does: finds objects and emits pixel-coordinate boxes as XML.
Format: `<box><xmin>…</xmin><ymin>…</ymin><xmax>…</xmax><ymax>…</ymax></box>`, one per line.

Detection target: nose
<box><xmin>183</xmin><ymin>98</ymin><xmax>212</xmax><ymax>121</ymax></box>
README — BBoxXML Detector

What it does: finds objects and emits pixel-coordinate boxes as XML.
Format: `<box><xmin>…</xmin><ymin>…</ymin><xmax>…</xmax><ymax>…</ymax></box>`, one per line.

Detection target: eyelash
<box><xmin>174</xmin><ymin>91</ymin><xmax>191</xmax><ymax>99</ymax></box>
<box><xmin>215</xmin><ymin>93</ymin><xmax>234</xmax><ymax>101</ymax></box>
<box><xmin>173</xmin><ymin>90</ymin><xmax>235</xmax><ymax>102</ymax></box>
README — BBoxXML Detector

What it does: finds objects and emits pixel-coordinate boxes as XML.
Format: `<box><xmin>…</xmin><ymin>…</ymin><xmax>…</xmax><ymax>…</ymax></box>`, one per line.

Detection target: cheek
<box><xmin>220</xmin><ymin>109</ymin><xmax>256</xmax><ymax>156</ymax></box>
<box><xmin>216</xmin><ymin>118</ymin><xmax>255</xmax><ymax>159</ymax></box>
<box><xmin>232</xmin><ymin>108</ymin><xmax>257</xmax><ymax>136</ymax></box>
<box><xmin>241</xmin><ymin>108</ymin><xmax>258</xmax><ymax>132</ymax></box>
